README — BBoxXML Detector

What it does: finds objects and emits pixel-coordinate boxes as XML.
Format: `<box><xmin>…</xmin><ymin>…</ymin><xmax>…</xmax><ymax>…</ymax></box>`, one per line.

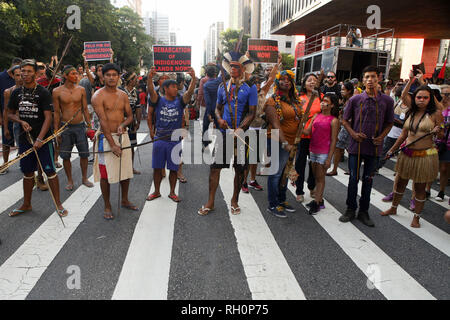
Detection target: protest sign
<box><xmin>248</xmin><ymin>39</ymin><xmax>279</xmax><ymax>64</ymax></box>
<box><xmin>84</xmin><ymin>41</ymin><xmax>112</xmax><ymax>62</ymax></box>
<box><xmin>153</xmin><ymin>46</ymin><xmax>192</xmax><ymax>72</ymax></box>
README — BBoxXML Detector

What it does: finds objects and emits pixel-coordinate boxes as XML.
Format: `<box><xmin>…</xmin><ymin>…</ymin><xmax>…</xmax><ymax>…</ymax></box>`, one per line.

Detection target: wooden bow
<box><xmin>280</xmin><ymin>90</ymin><xmax>319</xmax><ymax>188</ymax></box>
<box><xmin>0</xmin><ymin>107</ymin><xmax>83</xmax><ymax>174</ymax></box>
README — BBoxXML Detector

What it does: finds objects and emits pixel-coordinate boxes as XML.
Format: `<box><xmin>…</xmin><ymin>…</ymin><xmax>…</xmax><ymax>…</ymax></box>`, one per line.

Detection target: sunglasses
<box><xmin>327</xmin><ymin>76</ymin><xmax>336</xmax><ymax>79</ymax></box>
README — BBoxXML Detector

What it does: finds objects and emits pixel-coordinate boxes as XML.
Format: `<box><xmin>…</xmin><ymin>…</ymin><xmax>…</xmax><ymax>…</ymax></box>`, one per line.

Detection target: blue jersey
<box><xmin>217</xmin><ymin>82</ymin><xmax>258</xmax><ymax>131</ymax></box>
<box><xmin>150</xmin><ymin>95</ymin><xmax>186</xmax><ymax>139</ymax></box>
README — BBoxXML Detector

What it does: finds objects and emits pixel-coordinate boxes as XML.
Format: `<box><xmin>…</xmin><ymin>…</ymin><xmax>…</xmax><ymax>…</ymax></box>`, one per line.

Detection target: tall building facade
<box><xmin>144</xmin><ymin>11</ymin><xmax>170</xmax><ymax>45</ymax></box>
<box><xmin>229</xmin><ymin>0</ymin><xmax>240</xmax><ymax>30</ymax></box>
<box><xmin>204</xmin><ymin>22</ymin><xmax>225</xmax><ymax>65</ymax></box>
<box><xmin>260</xmin><ymin>0</ymin><xmax>296</xmax><ymax>55</ymax></box>
<box><xmin>250</xmin><ymin>0</ymin><xmax>261</xmax><ymax>39</ymax></box>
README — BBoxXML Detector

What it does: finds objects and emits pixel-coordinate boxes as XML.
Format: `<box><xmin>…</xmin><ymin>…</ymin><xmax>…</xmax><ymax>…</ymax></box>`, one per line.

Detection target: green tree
<box><xmin>220</xmin><ymin>29</ymin><xmax>250</xmax><ymax>54</ymax></box>
<box><xmin>389</xmin><ymin>59</ymin><xmax>402</xmax><ymax>81</ymax></box>
<box><xmin>281</xmin><ymin>53</ymin><xmax>295</xmax><ymax>70</ymax></box>
<box><xmin>0</xmin><ymin>0</ymin><xmax>153</xmax><ymax>71</ymax></box>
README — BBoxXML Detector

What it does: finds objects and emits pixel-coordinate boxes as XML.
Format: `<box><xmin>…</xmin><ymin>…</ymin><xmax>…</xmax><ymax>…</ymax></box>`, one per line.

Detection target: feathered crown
<box><xmin>222</xmin><ymin>51</ymin><xmax>255</xmax><ymax>75</ymax></box>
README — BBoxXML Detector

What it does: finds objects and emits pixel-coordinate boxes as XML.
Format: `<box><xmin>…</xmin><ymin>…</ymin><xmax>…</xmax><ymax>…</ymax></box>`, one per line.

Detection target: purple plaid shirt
<box><xmin>344</xmin><ymin>91</ymin><xmax>394</xmax><ymax>156</ymax></box>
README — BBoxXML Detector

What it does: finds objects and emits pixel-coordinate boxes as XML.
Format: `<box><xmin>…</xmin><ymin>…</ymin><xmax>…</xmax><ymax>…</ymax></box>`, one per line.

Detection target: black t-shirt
<box><xmin>8</xmin><ymin>85</ymin><xmax>52</xmax><ymax>144</ymax></box>
<box><xmin>321</xmin><ymin>83</ymin><xmax>342</xmax><ymax>100</ymax></box>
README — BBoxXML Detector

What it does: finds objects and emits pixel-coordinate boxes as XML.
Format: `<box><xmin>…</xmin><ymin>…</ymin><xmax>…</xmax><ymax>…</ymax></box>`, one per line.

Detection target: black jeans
<box><xmin>347</xmin><ymin>153</ymin><xmax>379</xmax><ymax>212</ymax></box>
<box><xmin>295</xmin><ymin>138</ymin><xmax>316</xmax><ymax>195</ymax></box>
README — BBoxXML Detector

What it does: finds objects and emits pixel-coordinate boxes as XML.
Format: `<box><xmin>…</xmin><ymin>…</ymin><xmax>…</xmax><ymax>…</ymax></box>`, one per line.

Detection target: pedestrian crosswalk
<box><xmin>0</xmin><ymin>132</ymin><xmax>449</xmax><ymax>300</ymax></box>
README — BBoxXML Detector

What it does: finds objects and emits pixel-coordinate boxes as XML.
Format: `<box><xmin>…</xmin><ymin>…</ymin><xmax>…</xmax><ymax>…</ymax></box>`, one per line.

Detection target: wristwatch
<box><xmin>282</xmin><ymin>141</ymin><xmax>289</xmax><ymax>149</ymax></box>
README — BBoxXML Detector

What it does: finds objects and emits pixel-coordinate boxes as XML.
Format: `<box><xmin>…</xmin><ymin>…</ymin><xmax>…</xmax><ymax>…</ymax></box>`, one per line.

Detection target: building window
<box><xmin>286</xmin><ymin>41</ymin><xmax>292</xmax><ymax>48</ymax></box>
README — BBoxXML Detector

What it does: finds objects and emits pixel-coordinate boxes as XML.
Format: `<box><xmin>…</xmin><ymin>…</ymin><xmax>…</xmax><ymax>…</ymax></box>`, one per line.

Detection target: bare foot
<box><xmin>83</xmin><ymin>180</ymin><xmax>94</xmax><ymax>188</ymax></box>
<box><xmin>380</xmin><ymin>208</ymin><xmax>397</xmax><ymax>216</ymax></box>
<box><xmin>411</xmin><ymin>216</ymin><xmax>421</xmax><ymax>228</ymax></box>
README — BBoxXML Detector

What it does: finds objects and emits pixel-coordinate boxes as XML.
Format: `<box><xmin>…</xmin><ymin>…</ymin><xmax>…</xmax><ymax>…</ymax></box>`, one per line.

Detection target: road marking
<box><xmin>0</xmin><ymin>135</ymin><xmax>146</xmax><ymax>300</ymax></box>
<box><xmin>334</xmin><ymin>168</ymin><xmax>450</xmax><ymax>257</ymax></box>
<box><xmin>0</xmin><ymin>148</ymin><xmax>83</xmax><ymax>214</ymax></box>
<box><xmin>377</xmin><ymin>166</ymin><xmax>449</xmax><ymax>210</ymax></box>
<box><xmin>287</xmin><ymin>183</ymin><xmax>435</xmax><ymax>300</ymax></box>
<box><xmin>112</xmin><ymin>142</ymin><xmax>179</xmax><ymax>300</ymax></box>
<box><xmin>220</xmin><ymin>169</ymin><xmax>306</xmax><ymax>300</ymax></box>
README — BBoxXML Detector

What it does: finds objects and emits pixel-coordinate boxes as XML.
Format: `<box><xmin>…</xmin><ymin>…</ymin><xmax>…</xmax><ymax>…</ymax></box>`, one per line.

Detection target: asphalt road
<box><xmin>0</xmin><ymin>120</ymin><xmax>448</xmax><ymax>300</ymax></box>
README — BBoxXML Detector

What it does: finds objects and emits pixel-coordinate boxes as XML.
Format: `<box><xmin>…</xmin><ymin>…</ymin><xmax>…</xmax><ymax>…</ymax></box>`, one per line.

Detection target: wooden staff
<box><xmin>117</xmin><ymin>134</ymin><xmax>123</xmax><ymax>219</ymax></box>
<box><xmin>27</xmin><ymin>133</ymin><xmax>66</xmax><ymax>228</ymax></box>
<box><xmin>0</xmin><ymin>106</ymin><xmax>83</xmax><ymax>173</ymax></box>
<box><xmin>280</xmin><ymin>90</ymin><xmax>318</xmax><ymax>188</ymax></box>
<box><xmin>47</xmin><ymin>36</ymin><xmax>73</xmax><ymax>90</ymax></box>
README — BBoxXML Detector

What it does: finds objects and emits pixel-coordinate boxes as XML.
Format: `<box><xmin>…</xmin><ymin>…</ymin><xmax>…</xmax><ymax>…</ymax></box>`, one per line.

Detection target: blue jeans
<box><xmin>347</xmin><ymin>153</ymin><xmax>379</xmax><ymax>212</ymax></box>
<box><xmin>267</xmin><ymin>140</ymin><xmax>290</xmax><ymax>208</ymax></box>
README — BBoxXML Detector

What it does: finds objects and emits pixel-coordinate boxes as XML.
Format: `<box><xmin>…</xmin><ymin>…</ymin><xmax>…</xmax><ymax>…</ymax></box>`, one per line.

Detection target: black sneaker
<box><xmin>357</xmin><ymin>211</ymin><xmax>375</xmax><ymax>227</ymax></box>
<box><xmin>339</xmin><ymin>208</ymin><xmax>356</xmax><ymax>223</ymax></box>
<box><xmin>306</xmin><ymin>200</ymin><xmax>315</xmax><ymax>208</ymax></box>
<box><xmin>426</xmin><ymin>191</ymin><xmax>431</xmax><ymax>199</ymax></box>
<box><xmin>436</xmin><ymin>191</ymin><xmax>445</xmax><ymax>202</ymax></box>
<box><xmin>308</xmin><ymin>201</ymin><xmax>320</xmax><ymax>215</ymax></box>
<box><xmin>267</xmin><ymin>206</ymin><xmax>287</xmax><ymax>219</ymax></box>
<box><xmin>280</xmin><ymin>202</ymin><xmax>296</xmax><ymax>213</ymax></box>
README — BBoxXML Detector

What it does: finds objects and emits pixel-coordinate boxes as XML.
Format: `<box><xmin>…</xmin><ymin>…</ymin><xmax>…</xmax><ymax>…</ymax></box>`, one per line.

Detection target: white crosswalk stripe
<box><xmin>378</xmin><ymin>166</ymin><xmax>449</xmax><ymax>209</ymax></box>
<box><xmin>334</xmin><ymin>167</ymin><xmax>450</xmax><ymax>257</ymax></box>
<box><xmin>0</xmin><ymin>135</ymin><xmax>146</xmax><ymax>300</ymax></box>
<box><xmin>220</xmin><ymin>169</ymin><xmax>306</xmax><ymax>300</ymax></box>
<box><xmin>0</xmin><ymin>132</ymin><xmax>448</xmax><ymax>300</ymax></box>
<box><xmin>113</xmin><ymin>176</ymin><xmax>179</xmax><ymax>300</ymax></box>
<box><xmin>287</xmin><ymin>183</ymin><xmax>436</xmax><ymax>300</ymax></box>
<box><xmin>0</xmin><ymin>145</ymin><xmax>87</xmax><ymax>214</ymax></box>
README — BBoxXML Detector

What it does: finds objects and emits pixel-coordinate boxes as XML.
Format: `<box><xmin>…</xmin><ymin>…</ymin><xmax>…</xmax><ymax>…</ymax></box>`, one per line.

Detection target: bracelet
<box><xmin>36</xmin><ymin>138</ymin><xmax>44</xmax><ymax>143</ymax></box>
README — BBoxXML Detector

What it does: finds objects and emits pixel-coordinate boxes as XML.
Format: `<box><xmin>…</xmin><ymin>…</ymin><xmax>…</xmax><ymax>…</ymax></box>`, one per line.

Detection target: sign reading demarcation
<box><xmin>248</xmin><ymin>39</ymin><xmax>279</xmax><ymax>64</ymax></box>
<box><xmin>153</xmin><ymin>46</ymin><xmax>192</xmax><ymax>72</ymax></box>
<box><xmin>84</xmin><ymin>41</ymin><xmax>112</xmax><ymax>62</ymax></box>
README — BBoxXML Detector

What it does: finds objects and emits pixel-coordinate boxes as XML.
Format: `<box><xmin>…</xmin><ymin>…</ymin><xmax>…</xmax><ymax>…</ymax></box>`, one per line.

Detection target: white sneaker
<box><xmin>296</xmin><ymin>195</ymin><xmax>304</xmax><ymax>203</ymax></box>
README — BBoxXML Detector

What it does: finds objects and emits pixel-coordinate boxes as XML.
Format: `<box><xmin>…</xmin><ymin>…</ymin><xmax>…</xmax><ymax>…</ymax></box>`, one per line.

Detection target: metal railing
<box><xmin>299</xmin><ymin>24</ymin><xmax>395</xmax><ymax>56</ymax></box>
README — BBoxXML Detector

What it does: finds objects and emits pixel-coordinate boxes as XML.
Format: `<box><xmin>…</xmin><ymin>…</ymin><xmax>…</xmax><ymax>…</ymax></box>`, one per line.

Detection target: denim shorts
<box><xmin>310</xmin><ymin>153</ymin><xmax>328</xmax><ymax>165</ymax></box>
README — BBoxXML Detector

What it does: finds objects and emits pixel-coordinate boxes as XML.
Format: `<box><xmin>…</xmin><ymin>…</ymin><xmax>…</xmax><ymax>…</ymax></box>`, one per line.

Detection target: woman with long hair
<box><xmin>381</xmin><ymin>85</ymin><xmax>442</xmax><ymax>228</ymax></box>
<box><xmin>303</xmin><ymin>93</ymin><xmax>340</xmax><ymax>214</ymax></box>
<box><xmin>265</xmin><ymin>70</ymin><xmax>304</xmax><ymax>218</ymax></box>
<box><xmin>327</xmin><ymin>81</ymin><xmax>354</xmax><ymax>176</ymax></box>
<box><xmin>294</xmin><ymin>73</ymin><xmax>322</xmax><ymax>203</ymax></box>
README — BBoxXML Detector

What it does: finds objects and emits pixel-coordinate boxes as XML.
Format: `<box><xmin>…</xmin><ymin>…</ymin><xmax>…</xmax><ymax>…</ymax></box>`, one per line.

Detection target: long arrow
<box><xmin>47</xmin><ymin>35</ymin><xmax>73</xmax><ymax>90</ymax></box>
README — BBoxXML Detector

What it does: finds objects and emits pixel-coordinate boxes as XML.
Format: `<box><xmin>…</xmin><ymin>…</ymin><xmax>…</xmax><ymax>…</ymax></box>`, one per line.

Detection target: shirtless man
<box><xmin>3</xmin><ymin>66</ymin><xmax>23</xmax><ymax>155</ymax></box>
<box><xmin>53</xmin><ymin>65</ymin><xmax>93</xmax><ymax>191</ymax></box>
<box><xmin>91</xmin><ymin>63</ymin><xmax>137</xmax><ymax>220</ymax></box>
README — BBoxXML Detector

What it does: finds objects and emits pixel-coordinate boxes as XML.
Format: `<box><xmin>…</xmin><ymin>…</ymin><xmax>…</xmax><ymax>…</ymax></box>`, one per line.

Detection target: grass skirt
<box><xmin>395</xmin><ymin>149</ymin><xmax>439</xmax><ymax>183</ymax></box>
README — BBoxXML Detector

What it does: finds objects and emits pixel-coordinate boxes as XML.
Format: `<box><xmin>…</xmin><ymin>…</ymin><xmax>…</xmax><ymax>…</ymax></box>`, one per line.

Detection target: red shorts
<box><xmin>99</xmin><ymin>164</ymin><xmax>108</xmax><ymax>180</ymax></box>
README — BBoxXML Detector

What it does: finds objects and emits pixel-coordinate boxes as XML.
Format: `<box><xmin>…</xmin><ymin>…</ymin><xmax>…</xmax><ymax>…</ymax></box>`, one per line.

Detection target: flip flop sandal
<box><xmin>65</xmin><ymin>184</ymin><xmax>74</xmax><ymax>191</ymax></box>
<box><xmin>57</xmin><ymin>208</ymin><xmax>68</xmax><ymax>217</ymax></box>
<box><xmin>178</xmin><ymin>177</ymin><xmax>187</xmax><ymax>184</ymax></box>
<box><xmin>122</xmin><ymin>204</ymin><xmax>139</xmax><ymax>211</ymax></box>
<box><xmin>326</xmin><ymin>172</ymin><xmax>338</xmax><ymax>176</ymax></box>
<box><xmin>169</xmin><ymin>194</ymin><xmax>181</xmax><ymax>203</ymax></box>
<box><xmin>104</xmin><ymin>212</ymin><xmax>114</xmax><ymax>221</ymax></box>
<box><xmin>9</xmin><ymin>208</ymin><xmax>32</xmax><ymax>217</ymax></box>
<box><xmin>231</xmin><ymin>206</ymin><xmax>241</xmax><ymax>215</ymax></box>
<box><xmin>146</xmin><ymin>193</ymin><xmax>161</xmax><ymax>201</ymax></box>
<box><xmin>198</xmin><ymin>206</ymin><xmax>214</xmax><ymax>216</ymax></box>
